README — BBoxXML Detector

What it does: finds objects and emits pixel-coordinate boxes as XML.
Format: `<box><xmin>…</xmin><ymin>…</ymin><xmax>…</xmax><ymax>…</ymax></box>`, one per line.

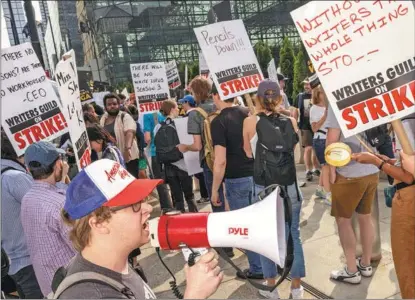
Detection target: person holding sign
<box><xmin>325</xmin><ymin>106</ymin><xmax>379</xmax><ymax>284</ymax></box>
<box><xmin>351</xmin><ymin>117</ymin><xmax>415</xmax><ymax>299</ymax></box>
<box><xmin>100</xmin><ymin>94</ymin><xmax>140</xmax><ymax>178</ymax></box>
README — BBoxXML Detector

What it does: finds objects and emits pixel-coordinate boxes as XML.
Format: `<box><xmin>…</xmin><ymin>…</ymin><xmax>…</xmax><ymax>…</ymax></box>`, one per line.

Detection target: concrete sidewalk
<box><xmin>138</xmin><ymin>165</ymin><xmax>400</xmax><ymax>299</ymax></box>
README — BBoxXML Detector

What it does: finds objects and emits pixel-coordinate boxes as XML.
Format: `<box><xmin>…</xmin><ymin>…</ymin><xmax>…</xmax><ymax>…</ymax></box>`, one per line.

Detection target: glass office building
<box><xmin>78</xmin><ymin>0</ymin><xmax>307</xmax><ymax>85</ymax></box>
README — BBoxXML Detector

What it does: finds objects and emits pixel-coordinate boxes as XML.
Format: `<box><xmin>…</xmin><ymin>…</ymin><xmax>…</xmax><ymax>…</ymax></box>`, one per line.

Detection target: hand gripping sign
<box><xmin>1</xmin><ymin>43</ymin><xmax>68</xmax><ymax>156</ymax></box>
<box><xmin>194</xmin><ymin>19</ymin><xmax>264</xmax><ymax>101</ymax></box>
<box><xmin>291</xmin><ymin>1</ymin><xmax>415</xmax><ymax>139</ymax></box>
<box><xmin>55</xmin><ymin>50</ymin><xmax>92</xmax><ymax>169</ymax></box>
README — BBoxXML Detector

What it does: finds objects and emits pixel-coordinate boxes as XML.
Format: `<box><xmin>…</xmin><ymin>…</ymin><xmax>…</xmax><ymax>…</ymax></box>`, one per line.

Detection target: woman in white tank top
<box><xmin>242</xmin><ymin>80</ymin><xmax>306</xmax><ymax>299</ymax></box>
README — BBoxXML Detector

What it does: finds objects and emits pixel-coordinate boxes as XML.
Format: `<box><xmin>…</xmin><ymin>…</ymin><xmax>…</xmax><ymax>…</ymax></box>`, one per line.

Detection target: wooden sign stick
<box><xmin>244</xmin><ymin>93</ymin><xmax>255</xmax><ymax>115</ymax></box>
<box><xmin>391</xmin><ymin>119</ymin><xmax>414</xmax><ymax>155</ymax></box>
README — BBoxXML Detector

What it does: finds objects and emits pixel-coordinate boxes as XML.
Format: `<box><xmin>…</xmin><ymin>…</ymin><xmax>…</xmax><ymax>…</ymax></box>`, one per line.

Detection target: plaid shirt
<box><xmin>21</xmin><ymin>181</ymin><xmax>76</xmax><ymax>296</ymax></box>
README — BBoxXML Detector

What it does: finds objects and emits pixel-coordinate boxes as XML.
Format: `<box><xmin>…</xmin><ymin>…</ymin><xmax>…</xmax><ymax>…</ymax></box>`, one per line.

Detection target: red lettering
<box><xmin>318</xmin><ymin>62</ymin><xmax>332</xmax><ymax>76</ymax></box>
<box><xmin>409</xmin><ymin>81</ymin><xmax>415</xmax><ymax>99</ymax></box>
<box><xmin>392</xmin><ymin>86</ymin><xmax>414</xmax><ymax>111</ymax></box>
<box><xmin>44</xmin><ymin>118</ymin><xmax>58</xmax><ymax>134</ymax></box>
<box><xmin>245</xmin><ymin>76</ymin><xmax>255</xmax><ymax>89</ymax></box>
<box><xmin>319</xmin><ymin>9</ymin><xmax>331</xmax><ymax>22</ymax></box>
<box><xmin>31</xmin><ymin>125</ymin><xmax>45</xmax><ymax>141</ymax></box>
<box><xmin>382</xmin><ymin>93</ymin><xmax>396</xmax><ymax>114</ymax></box>
<box><xmin>227</xmin><ymin>81</ymin><xmax>236</xmax><ymax>94</ymax></box>
<box><xmin>342</xmin><ymin>108</ymin><xmax>358</xmax><ymax>130</ymax></box>
<box><xmin>352</xmin><ymin>102</ymin><xmax>369</xmax><ymax>124</ymax></box>
<box><xmin>305</xmin><ymin>38</ymin><xmax>319</xmax><ymax>49</ymax></box>
<box><xmin>322</xmin><ymin>29</ymin><xmax>334</xmax><ymax>41</ymax></box>
<box><xmin>39</xmin><ymin>121</ymin><xmax>50</xmax><ymax>137</ymax></box>
<box><xmin>14</xmin><ymin>132</ymin><xmax>26</xmax><ymax>150</ymax></box>
<box><xmin>330</xmin><ymin>56</ymin><xmax>342</xmax><ymax>69</ymax></box>
<box><xmin>149</xmin><ymin>103</ymin><xmax>155</xmax><ymax>111</ymax></box>
<box><xmin>253</xmin><ymin>74</ymin><xmax>261</xmax><ymax>88</ymax></box>
<box><xmin>358</xmin><ymin>7</ymin><xmax>371</xmax><ymax>18</ymax></box>
<box><xmin>220</xmin><ymin>83</ymin><xmax>229</xmax><ymax>97</ymax></box>
<box><xmin>53</xmin><ymin>114</ymin><xmax>65</xmax><ymax>131</ymax></box>
<box><xmin>366</xmin><ymin>98</ymin><xmax>388</xmax><ymax>121</ymax></box>
<box><xmin>59</xmin><ymin>112</ymin><xmax>67</xmax><ymax>128</ymax></box>
<box><xmin>228</xmin><ymin>227</ymin><xmax>248</xmax><ymax>236</ymax></box>
<box><xmin>372</xmin><ymin>0</ymin><xmax>384</xmax><ymax>10</ymax></box>
<box><xmin>21</xmin><ymin>128</ymin><xmax>34</xmax><ymax>145</ymax></box>
<box><xmin>354</xmin><ymin>25</ymin><xmax>365</xmax><ymax>37</ymax></box>
<box><xmin>340</xmin><ymin>18</ymin><xmax>351</xmax><ymax>30</ymax></box>
<box><xmin>331</xmin><ymin>3</ymin><xmax>341</xmax><ymax>18</ymax></box>
<box><xmin>367</xmin><ymin>21</ymin><xmax>377</xmax><ymax>32</ymax></box>
<box><xmin>295</xmin><ymin>20</ymin><xmax>313</xmax><ymax>33</ymax></box>
<box><xmin>311</xmin><ymin>51</ymin><xmax>324</xmax><ymax>62</ymax></box>
<box><xmin>343</xmin><ymin>0</ymin><xmax>353</xmax><ymax>10</ymax></box>
<box><xmin>350</xmin><ymin>13</ymin><xmax>361</xmax><ymax>25</ymax></box>
<box><xmin>234</xmin><ymin>79</ymin><xmax>243</xmax><ymax>92</ymax></box>
<box><xmin>397</xmin><ymin>3</ymin><xmax>409</xmax><ymax>16</ymax></box>
<box><xmin>378</xmin><ymin>16</ymin><xmax>387</xmax><ymax>28</ymax></box>
<box><xmin>330</xmin><ymin>22</ymin><xmax>342</xmax><ymax>34</ymax></box>
<box><xmin>309</xmin><ymin>15</ymin><xmax>323</xmax><ymax>30</ymax></box>
<box><xmin>139</xmin><ymin>103</ymin><xmax>145</xmax><ymax>113</ymax></box>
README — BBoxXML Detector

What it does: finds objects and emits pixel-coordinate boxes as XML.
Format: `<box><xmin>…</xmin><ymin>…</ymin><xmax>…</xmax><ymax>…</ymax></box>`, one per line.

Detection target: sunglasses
<box><xmin>110</xmin><ymin>202</ymin><xmax>142</xmax><ymax>213</ymax></box>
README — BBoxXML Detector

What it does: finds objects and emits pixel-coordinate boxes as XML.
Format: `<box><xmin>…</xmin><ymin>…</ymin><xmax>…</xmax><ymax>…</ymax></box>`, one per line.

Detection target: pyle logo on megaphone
<box><xmin>228</xmin><ymin>227</ymin><xmax>249</xmax><ymax>236</ymax></box>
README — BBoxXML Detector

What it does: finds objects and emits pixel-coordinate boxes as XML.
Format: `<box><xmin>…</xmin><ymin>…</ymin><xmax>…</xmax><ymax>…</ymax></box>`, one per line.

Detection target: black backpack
<box><xmin>154</xmin><ymin>118</ymin><xmax>183</xmax><ymax>164</ymax></box>
<box><xmin>254</xmin><ymin>113</ymin><xmax>299</xmax><ymax>187</ymax></box>
<box><xmin>364</xmin><ymin>124</ymin><xmax>389</xmax><ymax>148</ymax></box>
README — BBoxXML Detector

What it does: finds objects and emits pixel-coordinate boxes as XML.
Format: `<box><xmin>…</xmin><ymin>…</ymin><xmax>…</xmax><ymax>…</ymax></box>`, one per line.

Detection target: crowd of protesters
<box><xmin>1</xmin><ymin>71</ymin><xmax>414</xmax><ymax>300</ymax></box>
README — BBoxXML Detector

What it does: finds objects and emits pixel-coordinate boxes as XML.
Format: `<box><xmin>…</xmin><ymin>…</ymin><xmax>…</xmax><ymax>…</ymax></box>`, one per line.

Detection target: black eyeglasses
<box><xmin>110</xmin><ymin>202</ymin><xmax>142</xmax><ymax>213</ymax></box>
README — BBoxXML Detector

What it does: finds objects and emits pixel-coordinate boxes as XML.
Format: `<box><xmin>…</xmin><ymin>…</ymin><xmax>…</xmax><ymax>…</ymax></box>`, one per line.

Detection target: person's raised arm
<box><xmin>400</xmin><ymin>151</ymin><xmax>415</xmax><ymax>177</ymax></box>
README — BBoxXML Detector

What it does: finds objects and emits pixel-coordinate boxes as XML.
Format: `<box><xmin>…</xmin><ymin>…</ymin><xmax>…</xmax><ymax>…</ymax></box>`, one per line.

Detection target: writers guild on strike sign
<box><xmin>215</xmin><ymin>64</ymin><xmax>263</xmax><ymax>97</ymax></box>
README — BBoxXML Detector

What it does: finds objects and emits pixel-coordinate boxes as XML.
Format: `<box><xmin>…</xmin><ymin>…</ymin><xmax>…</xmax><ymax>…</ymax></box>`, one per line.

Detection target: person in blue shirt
<box><xmin>143</xmin><ymin>111</ymin><xmax>172</xmax><ymax>211</ymax></box>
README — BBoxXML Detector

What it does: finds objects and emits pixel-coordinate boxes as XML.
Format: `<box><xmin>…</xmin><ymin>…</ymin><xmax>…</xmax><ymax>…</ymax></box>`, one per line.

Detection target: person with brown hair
<box><xmin>243</xmin><ymin>79</ymin><xmax>305</xmax><ymax>299</ymax></box>
<box><xmin>56</xmin><ymin>159</ymin><xmax>222</xmax><ymax>299</ymax></box>
<box><xmin>309</xmin><ymin>85</ymin><xmax>331</xmax><ymax>204</ymax></box>
<box><xmin>154</xmin><ymin>100</ymin><xmax>198</xmax><ymax>213</ymax></box>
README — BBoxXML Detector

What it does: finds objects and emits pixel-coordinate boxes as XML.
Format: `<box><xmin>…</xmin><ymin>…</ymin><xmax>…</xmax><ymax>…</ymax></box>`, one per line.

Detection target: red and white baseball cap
<box><xmin>65</xmin><ymin>159</ymin><xmax>162</xmax><ymax>219</ymax></box>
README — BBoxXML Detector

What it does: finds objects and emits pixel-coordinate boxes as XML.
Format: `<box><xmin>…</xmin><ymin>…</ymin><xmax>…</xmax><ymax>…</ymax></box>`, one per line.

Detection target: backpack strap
<box><xmin>51</xmin><ymin>271</ymin><xmax>134</xmax><ymax>299</ymax></box>
<box><xmin>216</xmin><ymin>185</ymin><xmax>293</xmax><ymax>293</ymax></box>
<box><xmin>194</xmin><ymin>107</ymin><xmax>209</xmax><ymax>119</ymax></box>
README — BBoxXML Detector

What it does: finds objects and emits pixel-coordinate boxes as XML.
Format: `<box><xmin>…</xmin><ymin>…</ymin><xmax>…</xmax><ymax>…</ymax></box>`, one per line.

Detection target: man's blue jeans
<box><xmin>202</xmin><ymin>162</ymin><xmax>225</xmax><ymax>212</ymax></box>
<box><xmin>253</xmin><ymin>183</ymin><xmax>306</xmax><ymax>279</ymax></box>
<box><xmin>225</xmin><ymin>176</ymin><xmax>263</xmax><ymax>275</ymax></box>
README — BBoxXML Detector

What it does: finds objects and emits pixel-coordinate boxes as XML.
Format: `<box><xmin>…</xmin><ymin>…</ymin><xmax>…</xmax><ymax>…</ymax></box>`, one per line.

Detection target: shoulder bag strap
<box><xmin>52</xmin><ymin>271</ymin><xmax>134</xmax><ymax>299</ymax></box>
<box><xmin>194</xmin><ymin>107</ymin><xmax>208</xmax><ymax>119</ymax></box>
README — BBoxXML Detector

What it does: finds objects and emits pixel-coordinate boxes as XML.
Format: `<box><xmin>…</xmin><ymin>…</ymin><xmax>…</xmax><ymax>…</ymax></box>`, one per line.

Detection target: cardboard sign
<box><xmin>0</xmin><ymin>43</ymin><xmax>68</xmax><ymax>156</ymax></box>
<box><xmin>199</xmin><ymin>52</ymin><xmax>210</xmax><ymax>79</ymax></box>
<box><xmin>165</xmin><ymin>60</ymin><xmax>181</xmax><ymax>90</ymax></box>
<box><xmin>130</xmin><ymin>62</ymin><xmax>169</xmax><ymax>103</ymax></box>
<box><xmin>194</xmin><ymin>20</ymin><xmax>263</xmax><ymax>100</ymax></box>
<box><xmin>174</xmin><ymin>117</ymin><xmax>203</xmax><ymax>176</ymax></box>
<box><xmin>267</xmin><ymin>59</ymin><xmax>278</xmax><ymax>82</ymax></box>
<box><xmin>55</xmin><ymin>50</ymin><xmax>92</xmax><ymax>169</ymax></box>
<box><xmin>291</xmin><ymin>1</ymin><xmax>415</xmax><ymax>137</ymax></box>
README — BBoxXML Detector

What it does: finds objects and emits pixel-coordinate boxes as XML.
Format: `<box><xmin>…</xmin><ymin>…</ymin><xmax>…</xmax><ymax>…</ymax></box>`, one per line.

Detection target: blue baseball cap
<box><xmin>257</xmin><ymin>79</ymin><xmax>281</xmax><ymax>99</ymax></box>
<box><xmin>24</xmin><ymin>141</ymin><xmax>65</xmax><ymax>167</ymax></box>
<box><xmin>178</xmin><ymin>95</ymin><xmax>196</xmax><ymax>107</ymax></box>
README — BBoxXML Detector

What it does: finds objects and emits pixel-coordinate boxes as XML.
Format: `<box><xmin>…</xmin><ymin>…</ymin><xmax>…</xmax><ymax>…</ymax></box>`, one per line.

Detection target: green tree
<box><xmin>254</xmin><ymin>41</ymin><xmax>272</xmax><ymax>74</ymax></box>
<box><xmin>292</xmin><ymin>45</ymin><xmax>308</xmax><ymax>100</ymax></box>
<box><xmin>115</xmin><ymin>81</ymin><xmax>134</xmax><ymax>93</ymax></box>
<box><xmin>279</xmin><ymin>37</ymin><xmax>295</xmax><ymax>101</ymax></box>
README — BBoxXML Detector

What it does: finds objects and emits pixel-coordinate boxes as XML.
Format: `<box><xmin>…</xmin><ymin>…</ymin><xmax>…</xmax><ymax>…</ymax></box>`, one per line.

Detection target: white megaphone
<box><xmin>149</xmin><ymin>186</ymin><xmax>287</xmax><ymax>267</ymax></box>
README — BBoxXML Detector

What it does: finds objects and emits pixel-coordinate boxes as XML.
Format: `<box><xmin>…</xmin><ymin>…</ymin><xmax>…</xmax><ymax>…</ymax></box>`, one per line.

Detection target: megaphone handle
<box><xmin>187</xmin><ymin>253</ymin><xmax>198</xmax><ymax>267</ymax></box>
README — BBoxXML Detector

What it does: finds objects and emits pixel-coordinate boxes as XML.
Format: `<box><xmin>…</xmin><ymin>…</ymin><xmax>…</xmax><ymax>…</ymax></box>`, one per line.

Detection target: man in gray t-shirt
<box><xmin>325</xmin><ymin>105</ymin><xmax>379</xmax><ymax>285</ymax></box>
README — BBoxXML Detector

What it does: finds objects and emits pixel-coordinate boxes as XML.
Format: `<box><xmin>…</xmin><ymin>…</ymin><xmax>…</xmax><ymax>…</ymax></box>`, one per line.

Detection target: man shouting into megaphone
<box><xmin>49</xmin><ymin>159</ymin><xmax>223</xmax><ymax>299</ymax></box>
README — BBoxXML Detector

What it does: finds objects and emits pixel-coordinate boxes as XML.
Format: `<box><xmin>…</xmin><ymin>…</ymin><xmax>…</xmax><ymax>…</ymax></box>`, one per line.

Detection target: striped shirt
<box><xmin>21</xmin><ymin>181</ymin><xmax>76</xmax><ymax>296</ymax></box>
<box><xmin>1</xmin><ymin>159</ymin><xmax>33</xmax><ymax>275</ymax></box>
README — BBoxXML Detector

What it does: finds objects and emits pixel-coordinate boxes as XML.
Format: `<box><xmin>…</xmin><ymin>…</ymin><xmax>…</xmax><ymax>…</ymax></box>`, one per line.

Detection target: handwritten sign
<box><xmin>194</xmin><ymin>20</ymin><xmax>263</xmax><ymax>100</ymax></box>
<box><xmin>291</xmin><ymin>1</ymin><xmax>415</xmax><ymax>137</ymax></box>
<box><xmin>165</xmin><ymin>60</ymin><xmax>181</xmax><ymax>90</ymax></box>
<box><xmin>55</xmin><ymin>50</ymin><xmax>92</xmax><ymax>169</ymax></box>
<box><xmin>199</xmin><ymin>52</ymin><xmax>210</xmax><ymax>79</ymax></box>
<box><xmin>0</xmin><ymin>43</ymin><xmax>68</xmax><ymax>156</ymax></box>
<box><xmin>267</xmin><ymin>59</ymin><xmax>278</xmax><ymax>82</ymax></box>
<box><xmin>130</xmin><ymin>62</ymin><xmax>169</xmax><ymax>114</ymax></box>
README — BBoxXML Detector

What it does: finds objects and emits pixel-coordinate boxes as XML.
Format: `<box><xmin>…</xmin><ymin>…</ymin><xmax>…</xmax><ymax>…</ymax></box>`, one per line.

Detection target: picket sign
<box><xmin>194</xmin><ymin>20</ymin><xmax>263</xmax><ymax>101</ymax></box>
<box><xmin>291</xmin><ymin>1</ymin><xmax>415</xmax><ymax>138</ymax></box>
<box><xmin>0</xmin><ymin>43</ymin><xmax>68</xmax><ymax>156</ymax></box>
<box><xmin>55</xmin><ymin>50</ymin><xmax>92</xmax><ymax>170</ymax></box>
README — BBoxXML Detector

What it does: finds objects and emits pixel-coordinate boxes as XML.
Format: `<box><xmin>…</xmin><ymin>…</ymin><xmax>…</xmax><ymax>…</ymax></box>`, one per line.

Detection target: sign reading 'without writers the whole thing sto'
<box><xmin>1</xmin><ymin>43</ymin><xmax>68</xmax><ymax>156</ymax></box>
<box><xmin>55</xmin><ymin>50</ymin><xmax>92</xmax><ymax>170</ymax></box>
<box><xmin>165</xmin><ymin>60</ymin><xmax>181</xmax><ymax>90</ymax></box>
<box><xmin>130</xmin><ymin>62</ymin><xmax>170</xmax><ymax>114</ymax></box>
<box><xmin>291</xmin><ymin>1</ymin><xmax>415</xmax><ymax>138</ymax></box>
<box><xmin>194</xmin><ymin>19</ymin><xmax>263</xmax><ymax>100</ymax></box>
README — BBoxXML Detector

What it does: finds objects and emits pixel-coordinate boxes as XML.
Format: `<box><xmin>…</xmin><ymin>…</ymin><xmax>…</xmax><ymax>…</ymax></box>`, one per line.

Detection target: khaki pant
<box><xmin>391</xmin><ymin>185</ymin><xmax>415</xmax><ymax>299</ymax></box>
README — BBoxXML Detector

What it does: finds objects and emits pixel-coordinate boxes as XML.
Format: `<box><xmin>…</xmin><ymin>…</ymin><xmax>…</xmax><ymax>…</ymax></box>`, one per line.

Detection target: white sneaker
<box><xmin>324</xmin><ymin>193</ymin><xmax>332</xmax><ymax>206</ymax></box>
<box><xmin>330</xmin><ymin>267</ymin><xmax>361</xmax><ymax>284</ymax></box>
<box><xmin>315</xmin><ymin>186</ymin><xmax>326</xmax><ymax>198</ymax></box>
<box><xmin>258</xmin><ymin>281</ymin><xmax>280</xmax><ymax>299</ymax></box>
<box><xmin>357</xmin><ymin>258</ymin><xmax>373</xmax><ymax>277</ymax></box>
<box><xmin>290</xmin><ymin>286</ymin><xmax>304</xmax><ymax>299</ymax></box>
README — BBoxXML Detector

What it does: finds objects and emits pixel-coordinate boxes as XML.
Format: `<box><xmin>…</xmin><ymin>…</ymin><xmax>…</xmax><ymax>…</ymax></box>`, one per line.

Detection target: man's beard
<box><xmin>107</xmin><ymin>109</ymin><xmax>119</xmax><ymax>116</ymax></box>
